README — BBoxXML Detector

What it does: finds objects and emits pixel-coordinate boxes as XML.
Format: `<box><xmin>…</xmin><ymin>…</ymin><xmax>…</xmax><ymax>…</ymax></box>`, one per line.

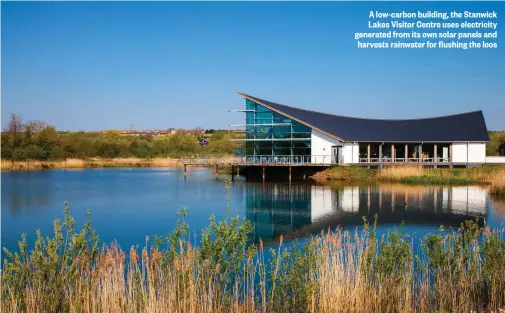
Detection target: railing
<box><xmin>243</xmin><ymin>155</ymin><xmax>342</xmax><ymax>165</ymax></box>
<box><xmin>179</xmin><ymin>155</ymin><xmax>242</xmax><ymax>165</ymax></box>
<box><xmin>180</xmin><ymin>155</ymin><xmax>343</xmax><ymax>165</ymax></box>
<box><xmin>359</xmin><ymin>157</ymin><xmax>451</xmax><ymax>163</ymax></box>
<box><xmin>180</xmin><ymin>155</ymin><xmax>453</xmax><ymax>166</ymax></box>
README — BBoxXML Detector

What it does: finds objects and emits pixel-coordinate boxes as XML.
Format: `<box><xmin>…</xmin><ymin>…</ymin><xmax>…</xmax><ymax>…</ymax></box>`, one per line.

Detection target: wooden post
<box><xmin>289</xmin><ymin>166</ymin><xmax>292</xmax><ymax>182</ymax></box>
<box><xmin>215</xmin><ymin>164</ymin><xmax>219</xmax><ymax>178</ymax></box>
<box><xmin>392</xmin><ymin>144</ymin><xmax>395</xmax><ymax>162</ymax></box>
<box><xmin>367</xmin><ymin>144</ymin><xmax>371</xmax><ymax>163</ymax></box>
<box><xmin>262</xmin><ymin>166</ymin><xmax>266</xmax><ymax>181</ymax></box>
<box><xmin>184</xmin><ymin>164</ymin><xmax>187</xmax><ymax>176</ymax></box>
<box><xmin>405</xmin><ymin>144</ymin><xmax>408</xmax><ymax>161</ymax></box>
<box><xmin>237</xmin><ymin>166</ymin><xmax>240</xmax><ymax>177</ymax></box>
<box><xmin>419</xmin><ymin>144</ymin><xmax>423</xmax><ymax>162</ymax></box>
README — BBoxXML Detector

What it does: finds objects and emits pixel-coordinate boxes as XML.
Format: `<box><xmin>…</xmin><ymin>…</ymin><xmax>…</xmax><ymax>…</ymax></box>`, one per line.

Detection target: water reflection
<box><xmin>246</xmin><ymin>183</ymin><xmax>489</xmax><ymax>243</ymax></box>
<box><xmin>1</xmin><ymin>171</ymin><xmax>58</xmax><ymax>216</ymax></box>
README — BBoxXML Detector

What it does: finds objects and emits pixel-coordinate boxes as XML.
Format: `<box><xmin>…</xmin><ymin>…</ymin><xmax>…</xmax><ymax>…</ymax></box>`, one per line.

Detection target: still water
<box><xmin>2</xmin><ymin>168</ymin><xmax>504</xmax><ymax>256</ymax></box>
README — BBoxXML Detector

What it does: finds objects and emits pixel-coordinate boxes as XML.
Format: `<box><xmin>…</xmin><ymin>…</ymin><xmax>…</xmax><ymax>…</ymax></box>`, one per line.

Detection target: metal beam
<box><xmin>229</xmin><ymin>123</ymin><xmax>292</xmax><ymax>127</ymax></box>
<box><xmin>230</xmin><ymin>138</ymin><xmax>310</xmax><ymax>142</ymax></box>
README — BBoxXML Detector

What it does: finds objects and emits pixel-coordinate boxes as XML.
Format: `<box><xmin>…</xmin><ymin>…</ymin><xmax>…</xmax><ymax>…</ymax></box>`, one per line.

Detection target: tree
<box><xmin>103</xmin><ymin>129</ymin><xmax>120</xmax><ymax>141</ymax></box>
<box><xmin>25</xmin><ymin>120</ymin><xmax>48</xmax><ymax>132</ymax></box>
<box><xmin>5</xmin><ymin>114</ymin><xmax>24</xmax><ymax>149</ymax></box>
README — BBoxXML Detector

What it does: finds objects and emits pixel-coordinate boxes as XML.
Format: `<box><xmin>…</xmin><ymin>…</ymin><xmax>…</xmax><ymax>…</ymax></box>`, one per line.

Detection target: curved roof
<box><xmin>238</xmin><ymin>92</ymin><xmax>490</xmax><ymax>143</ymax></box>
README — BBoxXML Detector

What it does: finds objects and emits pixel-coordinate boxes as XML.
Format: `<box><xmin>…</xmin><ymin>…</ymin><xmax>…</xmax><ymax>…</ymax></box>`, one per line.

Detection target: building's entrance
<box><xmin>332</xmin><ymin>146</ymin><xmax>343</xmax><ymax>164</ymax></box>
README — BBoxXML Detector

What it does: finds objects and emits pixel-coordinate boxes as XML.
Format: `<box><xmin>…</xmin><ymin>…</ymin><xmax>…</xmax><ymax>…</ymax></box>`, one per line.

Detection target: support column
<box><xmin>288</xmin><ymin>166</ymin><xmax>292</xmax><ymax>182</ymax></box>
<box><xmin>449</xmin><ymin>144</ymin><xmax>453</xmax><ymax>168</ymax></box>
<box><xmin>262</xmin><ymin>166</ymin><xmax>266</xmax><ymax>181</ymax></box>
<box><xmin>367</xmin><ymin>144</ymin><xmax>371</xmax><ymax>163</ymax></box>
<box><xmin>237</xmin><ymin>166</ymin><xmax>240</xmax><ymax>177</ymax></box>
<box><xmin>184</xmin><ymin>164</ymin><xmax>187</xmax><ymax>176</ymax></box>
<box><xmin>405</xmin><ymin>144</ymin><xmax>408</xmax><ymax>161</ymax></box>
<box><xmin>419</xmin><ymin>144</ymin><xmax>423</xmax><ymax>163</ymax></box>
<box><xmin>215</xmin><ymin>164</ymin><xmax>219</xmax><ymax>179</ymax></box>
<box><xmin>392</xmin><ymin>144</ymin><xmax>395</xmax><ymax>162</ymax></box>
<box><xmin>379</xmin><ymin>144</ymin><xmax>382</xmax><ymax>168</ymax></box>
<box><xmin>434</xmin><ymin>144</ymin><xmax>438</xmax><ymax>168</ymax></box>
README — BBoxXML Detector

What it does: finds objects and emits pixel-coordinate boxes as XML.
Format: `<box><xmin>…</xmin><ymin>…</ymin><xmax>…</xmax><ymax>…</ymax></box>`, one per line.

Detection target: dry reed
<box><xmin>1</xmin><ymin>158</ymin><xmax>182</xmax><ymax>171</ymax></box>
<box><xmin>2</xmin><ymin>213</ymin><xmax>504</xmax><ymax>313</ymax></box>
<box><xmin>1</xmin><ymin>156</ymin><xmax>242</xmax><ymax>171</ymax></box>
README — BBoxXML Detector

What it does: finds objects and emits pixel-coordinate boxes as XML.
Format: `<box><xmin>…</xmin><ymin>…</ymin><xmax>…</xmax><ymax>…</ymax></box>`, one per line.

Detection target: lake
<box><xmin>2</xmin><ymin>168</ymin><xmax>504</xmax><ymax>257</ymax></box>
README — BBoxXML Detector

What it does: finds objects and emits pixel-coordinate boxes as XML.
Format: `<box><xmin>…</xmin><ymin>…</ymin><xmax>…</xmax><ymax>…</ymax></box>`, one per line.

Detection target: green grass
<box><xmin>318</xmin><ymin>165</ymin><xmax>377</xmax><ymax>181</ymax></box>
<box><xmin>399</xmin><ymin>176</ymin><xmax>482</xmax><ymax>185</ymax></box>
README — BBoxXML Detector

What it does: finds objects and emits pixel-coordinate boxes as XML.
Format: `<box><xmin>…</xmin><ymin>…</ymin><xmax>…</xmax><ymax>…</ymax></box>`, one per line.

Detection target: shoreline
<box><xmin>2</xmin><ymin>159</ymin><xmax>504</xmax><ymax>195</ymax></box>
<box><xmin>311</xmin><ymin>165</ymin><xmax>505</xmax><ymax>195</ymax></box>
<box><xmin>1</xmin><ymin>158</ymin><xmax>183</xmax><ymax>171</ymax></box>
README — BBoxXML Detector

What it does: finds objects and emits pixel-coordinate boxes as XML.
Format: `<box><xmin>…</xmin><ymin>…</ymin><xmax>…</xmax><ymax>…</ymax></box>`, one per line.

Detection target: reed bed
<box><xmin>2</xmin><ymin>201</ymin><xmax>505</xmax><ymax>313</ymax></box>
<box><xmin>1</xmin><ymin>158</ymin><xmax>182</xmax><ymax>170</ymax></box>
<box><xmin>488</xmin><ymin>168</ymin><xmax>505</xmax><ymax>197</ymax></box>
<box><xmin>376</xmin><ymin>165</ymin><xmax>505</xmax><ymax>186</ymax></box>
<box><xmin>1</xmin><ymin>156</ymin><xmax>242</xmax><ymax>171</ymax></box>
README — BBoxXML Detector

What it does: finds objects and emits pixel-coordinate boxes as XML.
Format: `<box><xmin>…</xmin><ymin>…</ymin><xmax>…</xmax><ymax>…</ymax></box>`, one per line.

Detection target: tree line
<box><xmin>1</xmin><ymin>114</ymin><xmax>244</xmax><ymax>160</ymax></box>
<box><xmin>2</xmin><ymin>114</ymin><xmax>504</xmax><ymax>161</ymax></box>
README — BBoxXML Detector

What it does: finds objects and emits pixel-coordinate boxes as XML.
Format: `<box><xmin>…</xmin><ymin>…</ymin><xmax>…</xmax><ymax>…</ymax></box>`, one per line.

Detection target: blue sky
<box><xmin>2</xmin><ymin>1</ymin><xmax>504</xmax><ymax>131</ymax></box>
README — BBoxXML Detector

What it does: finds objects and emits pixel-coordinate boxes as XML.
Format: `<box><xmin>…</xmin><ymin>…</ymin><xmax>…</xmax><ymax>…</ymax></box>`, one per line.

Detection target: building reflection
<box><xmin>245</xmin><ymin>183</ymin><xmax>488</xmax><ymax>243</ymax></box>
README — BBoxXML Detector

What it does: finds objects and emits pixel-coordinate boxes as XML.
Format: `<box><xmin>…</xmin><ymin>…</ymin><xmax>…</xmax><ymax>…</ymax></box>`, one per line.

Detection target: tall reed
<box><xmin>2</xmin><ymin>203</ymin><xmax>505</xmax><ymax>313</ymax></box>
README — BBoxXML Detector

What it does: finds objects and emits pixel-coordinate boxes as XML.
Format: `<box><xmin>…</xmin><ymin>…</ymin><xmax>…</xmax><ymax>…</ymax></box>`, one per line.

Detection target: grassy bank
<box><xmin>314</xmin><ymin>165</ymin><xmax>505</xmax><ymax>191</ymax></box>
<box><xmin>2</xmin><ymin>200</ymin><xmax>505</xmax><ymax>313</ymax></box>
<box><xmin>1</xmin><ymin>157</ymin><xmax>238</xmax><ymax>171</ymax></box>
<box><xmin>1</xmin><ymin>158</ymin><xmax>181</xmax><ymax>170</ymax></box>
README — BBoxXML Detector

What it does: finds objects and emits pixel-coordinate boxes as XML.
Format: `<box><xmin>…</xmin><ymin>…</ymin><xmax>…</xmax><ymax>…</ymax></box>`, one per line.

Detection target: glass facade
<box><xmin>244</xmin><ymin>99</ymin><xmax>311</xmax><ymax>157</ymax></box>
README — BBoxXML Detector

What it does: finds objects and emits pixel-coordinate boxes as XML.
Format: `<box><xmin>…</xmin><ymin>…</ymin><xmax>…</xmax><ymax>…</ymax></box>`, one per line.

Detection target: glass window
<box><xmin>243</xmin><ymin>100</ymin><xmax>311</xmax><ymax>157</ymax></box>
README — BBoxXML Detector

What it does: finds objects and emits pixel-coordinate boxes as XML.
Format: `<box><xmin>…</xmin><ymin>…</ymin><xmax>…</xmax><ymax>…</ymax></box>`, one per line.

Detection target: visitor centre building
<box><xmin>231</xmin><ymin>92</ymin><xmax>490</xmax><ymax>167</ymax></box>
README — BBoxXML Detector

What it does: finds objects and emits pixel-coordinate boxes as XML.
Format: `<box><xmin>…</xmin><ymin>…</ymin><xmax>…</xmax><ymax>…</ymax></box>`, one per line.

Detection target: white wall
<box><xmin>452</xmin><ymin>143</ymin><xmax>468</xmax><ymax>163</ymax></box>
<box><xmin>343</xmin><ymin>143</ymin><xmax>359</xmax><ymax>164</ymax></box>
<box><xmin>486</xmin><ymin>156</ymin><xmax>505</xmax><ymax>164</ymax></box>
<box><xmin>468</xmin><ymin>143</ymin><xmax>486</xmax><ymax>163</ymax></box>
<box><xmin>452</xmin><ymin>143</ymin><xmax>486</xmax><ymax>163</ymax></box>
<box><xmin>311</xmin><ymin>130</ymin><xmax>342</xmax><ymax>164</ymax></box>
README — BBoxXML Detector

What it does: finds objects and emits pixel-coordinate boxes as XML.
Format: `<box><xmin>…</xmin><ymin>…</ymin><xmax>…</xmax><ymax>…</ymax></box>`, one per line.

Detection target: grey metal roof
<box><xmin>238</xmin><ymin>93</ymin><xmax>490</xmax><ymax>143</ymax></box>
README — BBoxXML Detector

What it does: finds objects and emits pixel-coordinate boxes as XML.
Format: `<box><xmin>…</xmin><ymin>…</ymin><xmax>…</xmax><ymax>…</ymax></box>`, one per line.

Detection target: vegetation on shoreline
<box><xmin>2</xmin><ymin>198</ymin><xmax>505</xmax><ymax>312</ymax></box>
<box><xmin>314</xmin><ymin>165</ymin><xmax>505</xmax><ymax>193</ymax></box>
<box><xmin>1</xmin><ymin>158</ymin><xmax>181</xmax><ymax>170</ymax></box>
<box><xmin>487</xmin><ymin>130</ymin><xmax>505</xmax><ymax>156</ymax></box>
<box><xmin>1</xmin><ymin>114</ymin><xmax>243</xmax><ymax>161</ymax></box>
